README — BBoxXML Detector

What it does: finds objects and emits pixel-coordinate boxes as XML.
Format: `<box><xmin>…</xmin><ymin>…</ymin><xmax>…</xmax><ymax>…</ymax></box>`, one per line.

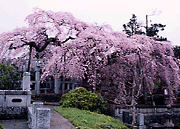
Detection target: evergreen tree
<box><xmin>123</xmin><ymin>14</ymin><xmax>145</xmax><ymax>37</ymax></box>
<box><xmin>123</xmin><ymin>14</ymin><xmax>167</xmax><ymax>41</ymax></box>
<box><xmin>0</xmin><ymin>63</ymin><xmax>21</xmax><ymax>90</ymax></box>
<box><xmin>147</xmin><ymin>23</ymin><xmax>167</xmax><ymax>41</ymax></box>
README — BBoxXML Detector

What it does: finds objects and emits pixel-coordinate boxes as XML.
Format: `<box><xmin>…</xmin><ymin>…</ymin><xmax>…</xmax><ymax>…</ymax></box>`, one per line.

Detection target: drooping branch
<box><xmin>9</xmin><ymin>36</ymin><xmax>75</xmax><ymax>52</ymax></box>
<box><xmin>9</xmin><ymin>43</ymin><xmax>27</xmax><ymax>50</ymax></box>
<box><xmin>61</xmin><ymin>36</ymin><xmax>75</xmax><ymax>44</ymax></box>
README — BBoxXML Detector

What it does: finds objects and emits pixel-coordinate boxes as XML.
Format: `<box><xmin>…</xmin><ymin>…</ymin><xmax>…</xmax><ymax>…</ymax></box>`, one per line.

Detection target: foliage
<box><xmin>0</xmin><ymin>123</ymin><xmax>3</xmax><ymax>128</ymax></box>
<box><xmin>60</xmin><ymin>87</ymin><xmax>107</xmax><ymax>114</ymax></box>
<box><xmin>95</xmin><ymin>34</ymin><xmax>179</xmax><ymax>103</ymax></box>
<box><xmin>146</xmin><ymin>23</ymin><xmax>167</xmax><ymax>41</ymax></box>
<box><xmin>53</xmin><ymin>106</ymin><xmax>128</xmax><ymax>129</ymax></box>
<box><xmin>175</xmin><ymin>125</ymin><xmax>180</xmax><ymax>128</ymax></box>
<box><xmin>153</xmin><ymin>80</ymin><xmax>160</xmax><ymax>89</ymax></box>
<box><xmin>0</xmin><ymin>63</ymin><xmax>21</xmax><ymax>90</ymax></box>
<box><xmin>123</xmin><ymin>14</ymin><xmax>167</xmax><ymax>41</ymax></box>
<box><xmin>123</xmin><ymin>14</ymin><xmax>145</xmax><ymax>37</ymax></box>
<box><xmin>173</xmin><ymin>45</ymin><xmax>180</xmax><ymax>59</ymax></box>
<box><xmin>92</xmin><ymin>35</ymin><xmax>179</xmax><ymax>124</ymax></box>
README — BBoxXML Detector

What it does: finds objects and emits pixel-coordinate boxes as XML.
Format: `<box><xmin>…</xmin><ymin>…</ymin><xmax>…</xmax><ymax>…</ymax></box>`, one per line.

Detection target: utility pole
<box><xmin>145</xmin><ymin>9</ymin><xmax>161</xmax><ymax>35</ymax></box>
<box><xmin>146</xmin><ymin>15</ymin><xmax>148</xmax><ymax>35</ymax></box>
<box><xmin>145</xmin><ymin>14</ymin><xmax>154</xmax><ymax>36</ymax></box>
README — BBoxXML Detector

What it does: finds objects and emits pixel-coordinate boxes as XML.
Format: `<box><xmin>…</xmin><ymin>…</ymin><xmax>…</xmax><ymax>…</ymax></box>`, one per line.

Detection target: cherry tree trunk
<box><xmin>27</xmin><ymin>45</ymin><xmax>32</xmax><ymax>72</ymax></box>
<box><xmin>132</xmin><ymin>105</ymin><xmax>136</xmax><ymax>126</ymax></box>
<box><xmin>62</xmin><ymin>52</ymin><xmax>66</xmax><ymax>95</ymax></box>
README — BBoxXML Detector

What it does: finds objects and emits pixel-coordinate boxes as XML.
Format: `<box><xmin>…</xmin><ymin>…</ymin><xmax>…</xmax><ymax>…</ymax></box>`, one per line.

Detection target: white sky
<box><xmin>0</xmin><ymin>0</ymin><xmax>180</xmax><ymax>46</ymax></box>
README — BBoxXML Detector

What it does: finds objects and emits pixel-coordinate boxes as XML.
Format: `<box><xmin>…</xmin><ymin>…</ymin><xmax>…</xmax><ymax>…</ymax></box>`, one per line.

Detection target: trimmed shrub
<box><xmin>60</xmin><ymin>87</ymin><xmax>107</xmax><ymax>113</ymax></box>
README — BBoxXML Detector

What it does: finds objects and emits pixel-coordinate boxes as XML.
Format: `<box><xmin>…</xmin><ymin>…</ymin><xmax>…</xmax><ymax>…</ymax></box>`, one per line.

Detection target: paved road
<box><xmin>44</xmin><ymin>105</ymin><xmax>76</xmax><ymax>129</ymax></box>
<box><xmin>0</xmin><ymin>119</ymin><xmax>29</xmax><ymax>129</ymax></box>
<box><xmin>0</xmin><ymin>102</ymin><xmax>75</xmax><ymax>129</ymax></box>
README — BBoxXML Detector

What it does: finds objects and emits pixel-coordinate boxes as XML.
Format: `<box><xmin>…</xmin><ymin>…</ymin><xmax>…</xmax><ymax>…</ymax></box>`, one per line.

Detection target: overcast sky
<box><xmin>0</xmin><ymin>0</ymin><xmax>180</xmax><ymax>46</ymax></box>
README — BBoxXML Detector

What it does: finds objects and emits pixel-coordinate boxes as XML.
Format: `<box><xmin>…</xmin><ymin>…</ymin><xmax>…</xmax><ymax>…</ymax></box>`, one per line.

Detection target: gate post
<box><xmin>137</xmin><ymin>113</ymin><xmax>144</xmax><ymax>129</ymax></box>
<box><xmin>23</xmin><ymin>72</ymin><xmax>30</xmax><ymax>91</ymax></box>
<box><xmin>35</xmin><ymin>60</ymin><xmax>41</xmax><ymax>94</ymax></box>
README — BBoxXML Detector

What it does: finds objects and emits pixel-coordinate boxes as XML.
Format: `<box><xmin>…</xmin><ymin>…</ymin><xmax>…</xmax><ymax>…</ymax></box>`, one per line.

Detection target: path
<box><xmin>0</xmin><ymin>119</ymin><xmax>29</xmax><ymax>129</ymax></box>
<box><xmin>44</xmin><ymin>104</ymin><xmax>76</xmax><ymax>129</ymax></box>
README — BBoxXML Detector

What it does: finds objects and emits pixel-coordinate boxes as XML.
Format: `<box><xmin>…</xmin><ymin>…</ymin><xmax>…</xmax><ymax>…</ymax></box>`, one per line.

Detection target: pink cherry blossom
<box><xmin>0</xmin><ymin>8</ymin><xmax>179</xmax><ymax>124</ymax></box>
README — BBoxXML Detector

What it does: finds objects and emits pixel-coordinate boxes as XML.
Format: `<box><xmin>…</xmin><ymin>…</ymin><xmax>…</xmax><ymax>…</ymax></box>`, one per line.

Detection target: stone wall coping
<box><xmin>0</xmin><ymin>90</ymin><xmax>5</xmax><ymax>94</ymax></box>
<box><xmin>115</xmin><ymin>107</ymin><xmax>180</xmax><ymax>115</ymax></box>
<box><xmin>0</xmin><ymin>90</ymin><xmax>31</xmax><ymax>95</ymax></box>
<box><xmin>116</xmin><ymin>105</ymin><xmax>180</xmax><ymax>109</ymax></box>
<box><xmin>114</xmin><ymin>103</ymin><xmax>180</xmax><ymax>108</ymax></box>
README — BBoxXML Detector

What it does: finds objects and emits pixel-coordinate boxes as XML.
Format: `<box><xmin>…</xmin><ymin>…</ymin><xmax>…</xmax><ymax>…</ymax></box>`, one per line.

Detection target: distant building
<box><xmin>18</xmin><ymin>59</ymin><xmax>81</xmax><ymax>95</ymax></box>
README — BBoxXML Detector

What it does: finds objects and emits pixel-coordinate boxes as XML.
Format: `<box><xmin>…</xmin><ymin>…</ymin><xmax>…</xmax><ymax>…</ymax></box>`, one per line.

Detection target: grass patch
<box><xmin>53</xmin><ymin>106</ymin><xmax>128</xmax><ymax>129</ymax></box>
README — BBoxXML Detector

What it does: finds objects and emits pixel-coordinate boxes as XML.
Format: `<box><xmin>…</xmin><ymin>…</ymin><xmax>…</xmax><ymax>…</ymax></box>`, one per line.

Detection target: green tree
<box><xmin>123</xmin><ymin>14</ymin><xmax>145</xmax><ymax>37</ymax></box>
<box><xmin>0</xmin><ymin>63</ymin><xmax>21</xmax><ymax>90</ymax></box>
<box><xmin>123</xmin><ymin>14</ymin><xmax>167</xmax><ymax>41</ymax></box>
<box><xmin>173</xmin><ymin>45</ymin><xmax>180</xmax><ymax>59</ymax></box>
<box><xmin>146</xmin><ymin>23</ymin><xmax>167</xmax><ymax>41</ymax></box>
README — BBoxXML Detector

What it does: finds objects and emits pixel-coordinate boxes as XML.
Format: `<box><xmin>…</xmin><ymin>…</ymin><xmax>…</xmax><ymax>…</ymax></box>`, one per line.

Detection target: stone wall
<box><xmin>114</xmin><ymin>106</ymin><xmax>180</xmax><ymax>128</ymax></box>
<box><xmin>0</xmin><ymin>90</ymin><xmax>31</xmax><ymax>118</ymax></box>
<box><xmin>0</xmin><ymin>72</ymin><xmax>51</xmax><ymax>129</ymax></box>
